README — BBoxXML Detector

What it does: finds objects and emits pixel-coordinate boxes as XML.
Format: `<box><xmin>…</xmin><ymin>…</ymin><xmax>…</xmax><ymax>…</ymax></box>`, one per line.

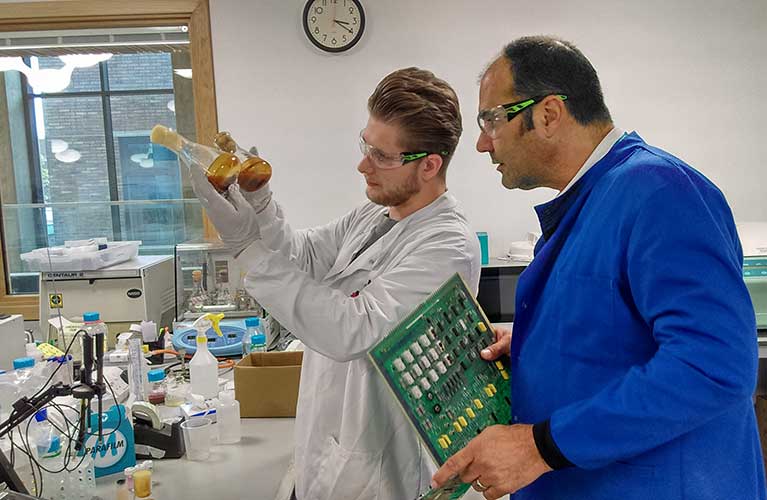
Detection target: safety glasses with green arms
<box><xmin>477</xmin><ymin>94</ymin><xmax>568</xmax><ymax>138</ymax></box>
<box><xmin>359</xmin><ymin>130</ymin><xmax>450</xmax><ymax>169</ymax></box>
<box><xmin>400</xmin><ymin>150</ymin><xmax>449</xmax><ymax>163</ymax></box>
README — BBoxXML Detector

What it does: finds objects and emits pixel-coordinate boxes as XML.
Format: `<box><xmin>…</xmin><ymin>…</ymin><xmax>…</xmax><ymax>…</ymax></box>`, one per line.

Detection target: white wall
<box><xmin>210</xmin><ymin>0</ymin><xmax>767</xmax><ymax>257</ymax></box>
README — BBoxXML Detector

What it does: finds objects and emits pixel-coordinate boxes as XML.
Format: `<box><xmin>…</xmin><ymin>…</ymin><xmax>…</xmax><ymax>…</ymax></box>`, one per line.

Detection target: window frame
<box><xmin>0</xmin><ymin>0</ymin><xmax>219</xmax><ymax>319</ymax></box>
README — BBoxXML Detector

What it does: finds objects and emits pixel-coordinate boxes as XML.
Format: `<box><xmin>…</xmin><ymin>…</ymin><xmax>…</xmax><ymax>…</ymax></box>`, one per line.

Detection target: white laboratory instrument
<box><xmin>39</xmin><ymin>256</ymin><xmax>175</xmax><ymax>347</ymax></box>
<box><xmin>737</xmin><ymin>222</ymin><xmax>767</xmax><ymax>257</ymax></box>
<box><xmin>0</xmin><ymin>315</ymin><xmax>26</xmax><ymax>371</ymax></box>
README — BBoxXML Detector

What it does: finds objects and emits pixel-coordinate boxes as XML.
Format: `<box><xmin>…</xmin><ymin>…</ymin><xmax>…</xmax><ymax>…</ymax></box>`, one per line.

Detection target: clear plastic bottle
<box><xmin>50</xmin><ymin>355</ymin><xmax>74</xmax><ymax>388</ymax></box>
<box><xmin>82</xmin><ymin>311</ymin><xmax>109</xmax><ymax>351</ymax></box>
<box><xmin>147</xmin><ymin>369</ymin><xmax>166</xmax><ymax>405</ymax></box>
<box><xmin>250</xmin><ymin>333</ymin><xmax>267</xmax><ymax>353</ymax></box>
<box><xmin>189</xmin><ymin>315</ymin><xmax>219</xmax><ymax>400</ymax></box>
<box><xmin>12</xmin><ymin>357</ymin><xmax>35</xmax><ymax>385</ymax></box>
<box><xmin>31</xmin><ymin>408</ymin><xmax>55</xmax><ymax>459</ymax></box>
<box><xmin>30</xmin><ymin>408</ymin><xmax>65</xmax><ymax>499</ymax></box>
<box><xmin>26</xmin><ymin>342</ymin><xmax>43</xmax><ymax>364</ymax></box>
<box><xmin>188</xmin><ymin>269</ymin><xmax>209</xmax><ymax>313</ymax></box>
<box><xmin>216</xmin><ymin>390</ymin><xmax>241</xmax><ymax>444</ymax></box>
<box><xmin>0</xmin><ymin>370</ymin><xmax>17</xmax><ymax>423</ymax></box>
<box><xmin>242</xmin><ymin>317</ymin><xmax>260</xmax><ymax>358</ymax></box>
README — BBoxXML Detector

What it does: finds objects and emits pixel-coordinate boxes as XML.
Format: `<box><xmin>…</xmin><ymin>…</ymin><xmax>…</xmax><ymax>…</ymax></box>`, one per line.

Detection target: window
<box><xmin>1</xmin><ymin>51</ymin><xmax>203</xmax><ymax>295</ymax></box>
<box><xmin>0</xmin><ymin>1</ymin><xmax>219</xmax><ymax>319</ymax></box>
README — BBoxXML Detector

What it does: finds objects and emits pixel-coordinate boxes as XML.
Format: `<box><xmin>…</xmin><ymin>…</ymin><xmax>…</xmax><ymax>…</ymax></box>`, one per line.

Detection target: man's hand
<box><xmin>431</xmin><ymin>424</ymin><xmax>551</xmax><ymax>500</ymax></box>
<box><xmin>189</xmin><ymin>164</ymin><xmax>261</xmax><ymax>254</ymax></box>
<box><xmin>481</xmin><ymin>324</ymin><xmax>512</xmax><ymax>361</ymax></box>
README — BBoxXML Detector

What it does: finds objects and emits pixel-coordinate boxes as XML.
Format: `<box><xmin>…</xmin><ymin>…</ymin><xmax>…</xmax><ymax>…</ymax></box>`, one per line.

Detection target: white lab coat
<box><xmin>237</xmin><ymin>190</ymin><xmax>481</xmax><ymax>500</ymax></box>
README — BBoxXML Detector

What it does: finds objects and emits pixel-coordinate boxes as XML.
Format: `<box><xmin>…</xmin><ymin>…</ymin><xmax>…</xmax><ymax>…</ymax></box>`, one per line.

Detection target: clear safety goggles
<box><xmin>358</xmin><ymin>130</ymin><xmax>447</xmax><ymax>169</ymax></box>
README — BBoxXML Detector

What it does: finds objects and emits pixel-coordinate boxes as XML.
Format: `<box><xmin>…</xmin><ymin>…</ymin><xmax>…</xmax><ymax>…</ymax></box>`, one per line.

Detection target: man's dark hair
<box><xmin>502</xmin><ymin>36</ymin><xmax>612</xmax><ymax>129</ymax></box>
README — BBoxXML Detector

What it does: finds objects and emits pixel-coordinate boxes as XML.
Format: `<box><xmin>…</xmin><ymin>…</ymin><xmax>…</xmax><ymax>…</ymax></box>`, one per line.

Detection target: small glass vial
<box><xmin>215</xmin><ymin>269</ymin><xmax>232</xmax><ymax>306</ymax></box>
<box><xmin>147</xmin><ymin>369</ymin><xmax>166</xmax><ymax>405</ymax></box>
<box><xmin>133</xmin><ymin>461</ymin><xmax>153</xmax><ymax>498</ymax></box>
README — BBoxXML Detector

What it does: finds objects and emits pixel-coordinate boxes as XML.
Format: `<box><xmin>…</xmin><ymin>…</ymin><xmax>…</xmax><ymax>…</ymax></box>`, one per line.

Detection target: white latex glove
<box><xmin>240</xmin><ymin>182</ymin><xmax>273</xmax><ymax>214</ymax></box>
<box><xmin>189</xmin><ymin>162</ymin><xmax>260</xmax><ymax>254</ymax></box>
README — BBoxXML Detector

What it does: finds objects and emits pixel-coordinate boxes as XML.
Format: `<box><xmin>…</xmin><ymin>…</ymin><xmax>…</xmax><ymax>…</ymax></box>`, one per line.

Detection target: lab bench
<box><xmin>93</xmin><ymin>418</ymin><xmax>295</xmax><ymax>500</ymax></box>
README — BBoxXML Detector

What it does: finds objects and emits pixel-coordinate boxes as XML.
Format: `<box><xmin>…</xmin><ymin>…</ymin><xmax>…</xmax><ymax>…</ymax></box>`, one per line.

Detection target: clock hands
<box><xmin>334</xmin><ymin>19</ymin><xmax>353</xmax><ymax>33</ymax></box>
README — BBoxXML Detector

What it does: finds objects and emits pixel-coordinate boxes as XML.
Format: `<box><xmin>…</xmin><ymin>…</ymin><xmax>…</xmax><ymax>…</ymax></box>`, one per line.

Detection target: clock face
<box><xmin>303</xmin><ymin>0</ymin><xmax>365</xmax><ymax>53</ymax></box>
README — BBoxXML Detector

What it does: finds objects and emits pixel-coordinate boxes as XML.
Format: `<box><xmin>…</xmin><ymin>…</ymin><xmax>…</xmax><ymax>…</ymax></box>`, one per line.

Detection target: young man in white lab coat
<box><xmin>190</xmin><ymin>67</ymin><xmax>481</xmax><ymax>500</ymax></box>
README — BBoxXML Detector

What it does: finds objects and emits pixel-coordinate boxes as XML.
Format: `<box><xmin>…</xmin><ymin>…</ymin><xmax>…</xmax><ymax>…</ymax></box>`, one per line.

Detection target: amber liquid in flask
<box><xmin>151</xmin><ymin>125</ymin><xmax>241</xmax><ymax>192</ymax></box>
<box><xmin>214</xmin><ymin>131</ymin><xmax>272</xmax><ymax>192</ymax></box>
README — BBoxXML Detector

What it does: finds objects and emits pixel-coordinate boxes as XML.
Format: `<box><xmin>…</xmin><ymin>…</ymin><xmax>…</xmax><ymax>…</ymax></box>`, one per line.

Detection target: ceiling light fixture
<box><xmin>58</xmin><ymin>53</ymin><xmax>112</xmax><ymax>68</ymax></box>
<box><xmin>55</xmin><ymin>148</ymin><xmax>81</xmax><ymax>163</ymax></box>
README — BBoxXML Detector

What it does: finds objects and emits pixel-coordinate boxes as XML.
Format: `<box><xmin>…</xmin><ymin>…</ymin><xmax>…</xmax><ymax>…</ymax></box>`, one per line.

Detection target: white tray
<box><xmin>21</xmin><ymin>241</ymin><xmax>141</xmax><ymax>271</ymax></box>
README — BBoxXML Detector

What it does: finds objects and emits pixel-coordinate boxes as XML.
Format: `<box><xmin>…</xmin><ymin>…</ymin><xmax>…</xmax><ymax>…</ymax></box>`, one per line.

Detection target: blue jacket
<box><xmin>511</xmin><ymin>133</ymin><xmax>765</xmax><ymax>499</ymax></box>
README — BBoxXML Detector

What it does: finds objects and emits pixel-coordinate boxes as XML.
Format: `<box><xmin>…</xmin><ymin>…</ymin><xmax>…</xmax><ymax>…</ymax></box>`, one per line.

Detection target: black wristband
<box><xmin>532</xmin><ymin>419</ymin><xmax>574</xmax><ymax>470</ymax></box>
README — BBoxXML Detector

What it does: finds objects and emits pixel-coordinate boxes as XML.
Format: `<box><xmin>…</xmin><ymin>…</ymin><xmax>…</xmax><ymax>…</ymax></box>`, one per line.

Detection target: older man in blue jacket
<box><xmin>432</xmin><ymin>36</ymin><xmax>766</xmax><ymax>500</ymax></box>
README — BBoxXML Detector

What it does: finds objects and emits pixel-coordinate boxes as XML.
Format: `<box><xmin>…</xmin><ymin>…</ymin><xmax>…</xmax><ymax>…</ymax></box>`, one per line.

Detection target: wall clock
<box><xmin>303</xmin><ymin>0</ymin><xmax>365</xmax><ymax>53</ymax></box>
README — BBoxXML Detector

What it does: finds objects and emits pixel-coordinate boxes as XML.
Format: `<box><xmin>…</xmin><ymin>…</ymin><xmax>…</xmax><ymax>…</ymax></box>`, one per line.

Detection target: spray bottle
<box><xmin>189</xmin><ymin>313</ymin><xmax>224</xmax><ymax>400</ymax></box>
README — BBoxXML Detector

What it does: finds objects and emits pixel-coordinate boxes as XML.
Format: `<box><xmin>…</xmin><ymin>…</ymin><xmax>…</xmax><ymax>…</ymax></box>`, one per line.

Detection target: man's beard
<box><xmin>367</xmin><ymin>170</ymin><xmax>420</xmax><ymax>207</ymax></box>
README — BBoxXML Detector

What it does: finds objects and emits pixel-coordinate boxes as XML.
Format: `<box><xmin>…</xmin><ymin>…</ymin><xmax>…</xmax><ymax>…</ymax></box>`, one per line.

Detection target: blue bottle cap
<box><xmin>245</xmin><ymin>317</ymin><xmax>260</xmax><ymax>327</ymax></box>
<box><xmin>83</xmin><ymin>312</ymin><xmax>100</xmax><ymax>322</ymax></box>
<box><xmin>34</xmin><ymin>408</ymin><xmax>48</xmax><ymax>422</ymax></box>
<box><xmin>13</xmin><ymin>357</ymin><xmax>35</xmax><ymax>370</ymax></box>
<box><xmin>251</xmin><ymin>333</ymin><xmax>266</xmax><ymax>345</ymax></box>
<box><xmin>147</xmin><ymin>369</ymin><xmax>165</xmax><ymax>382</ymax></box>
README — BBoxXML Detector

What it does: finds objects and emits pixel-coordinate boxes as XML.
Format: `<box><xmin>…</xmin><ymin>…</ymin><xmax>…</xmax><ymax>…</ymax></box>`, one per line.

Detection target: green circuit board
<box><xmin>369</xmin><ymin>273</ymin><xmax>511</xmax><ymax>499</ymax></box>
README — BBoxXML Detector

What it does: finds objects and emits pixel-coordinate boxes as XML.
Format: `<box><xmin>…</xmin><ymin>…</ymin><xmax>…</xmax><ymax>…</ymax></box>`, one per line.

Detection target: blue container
<box><xmin>476</xmin><ymin>232</ymin><xmax>489</xmax><ymax>266</ymax></box>
<box><xmin>81</xmin><ymin>404</ymin><xmax>135</xmax><ymax>477</ymax></box>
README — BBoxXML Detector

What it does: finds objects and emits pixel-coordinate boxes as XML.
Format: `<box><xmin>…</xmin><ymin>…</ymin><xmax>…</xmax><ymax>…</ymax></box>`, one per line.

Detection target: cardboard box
<box><xmin>234</xmin><ymin>351</ymin><xmax>303</xmax><ymax>417</ymax></box>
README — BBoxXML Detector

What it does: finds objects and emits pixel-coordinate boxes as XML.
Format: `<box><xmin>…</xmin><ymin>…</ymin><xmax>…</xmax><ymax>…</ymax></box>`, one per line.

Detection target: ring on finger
<box><xmin>474</xmin><ymin>478</ymin><xmax>490</xmax><ymax>492</ymax></box>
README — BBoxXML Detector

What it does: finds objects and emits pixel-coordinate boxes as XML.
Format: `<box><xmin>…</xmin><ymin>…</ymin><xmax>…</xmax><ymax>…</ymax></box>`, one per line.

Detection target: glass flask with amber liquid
<box><xmin>151</xmin><ymin>125</ymin><xmax>241</xmax><ymax>193</ymax></box>
<box><xmin>214</xmin><ymin>131</ymin><xmax>272</xmax><ymax>192</ymax></box>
